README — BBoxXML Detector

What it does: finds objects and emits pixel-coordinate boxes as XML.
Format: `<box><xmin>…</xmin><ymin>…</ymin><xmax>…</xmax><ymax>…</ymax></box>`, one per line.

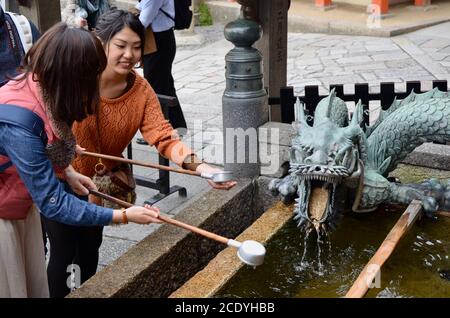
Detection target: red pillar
<box><xmin>315</xmin><ymin>0</ymin><xmax>333</xmax><ymax>8</ymax></box>
<box><xmin>415</xmin><ymin>0</ymin><xmax>431</xmax><ymax>6</ymax></box>
<box><xmin>371</xmin><ymin>0</ymin><xmax>389</xmax><ymax>15</ymax></box>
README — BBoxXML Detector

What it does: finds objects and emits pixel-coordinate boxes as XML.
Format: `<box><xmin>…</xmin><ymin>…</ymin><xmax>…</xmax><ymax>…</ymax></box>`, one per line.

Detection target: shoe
<box><xmin>136</xmin><ymin>138</ymin><xmax>148</xmax><ymax>145</ymax></box>
<box><xmin>176</xmin><ymin>127</ymin><xmax>187</xmax><ymax>140</ymax></box>
<box><xmin>439</xmin><ymin>269</ymin><xmax>450</xmax><ymax>281</ymax></box>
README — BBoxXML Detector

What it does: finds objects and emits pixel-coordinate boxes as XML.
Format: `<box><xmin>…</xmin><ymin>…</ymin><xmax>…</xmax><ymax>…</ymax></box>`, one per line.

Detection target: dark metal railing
<box><xmin>126</xmin><ymin>94</ymin><xmax>187</xmax><ymax>205</ymax></box>
<box><xmin>269</xmin><ymin>80</ymin><xmax>449</xmax><ymax>125</ymax></box>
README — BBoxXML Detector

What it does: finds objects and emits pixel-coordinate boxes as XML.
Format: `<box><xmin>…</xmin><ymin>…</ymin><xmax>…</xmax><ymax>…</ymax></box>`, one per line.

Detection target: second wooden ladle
<box><xmin>89</xmin><ymin>189</ymin><xmax>266</xmax><ymax>266</ymax></box>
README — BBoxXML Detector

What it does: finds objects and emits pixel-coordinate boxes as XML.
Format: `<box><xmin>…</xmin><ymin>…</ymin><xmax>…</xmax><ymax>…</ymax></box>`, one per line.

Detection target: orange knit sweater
<box><xmin>72</xmin><ymin>72</ymin><xmax>193</xmax><ymax>178</ymax></box>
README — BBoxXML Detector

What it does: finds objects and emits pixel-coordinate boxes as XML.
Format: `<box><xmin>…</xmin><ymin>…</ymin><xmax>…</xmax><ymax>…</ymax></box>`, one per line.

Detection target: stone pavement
<box><xmin>97</xmin><ymin>22</ymin><xmax>450</xmax><ymax>270</ymax></box>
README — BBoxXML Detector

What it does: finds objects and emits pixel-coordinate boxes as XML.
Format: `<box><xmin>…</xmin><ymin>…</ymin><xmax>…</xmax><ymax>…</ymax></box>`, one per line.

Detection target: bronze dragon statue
<box><xmin>269</xmin><ymin>88</ymin><xmax>450</xmax><ymax>233</ymax></box>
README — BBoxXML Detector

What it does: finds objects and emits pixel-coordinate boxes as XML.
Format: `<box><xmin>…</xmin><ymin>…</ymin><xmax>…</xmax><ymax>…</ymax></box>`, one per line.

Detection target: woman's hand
<box><xmin>128</xmin><ymin>7</ymin><xmax>141</xmax><ymax>17</ymax></box>
<box><xmin>114</xmin><ymin>204</ymin><xmax>162</xmax><ymax>225</ymax></box>
<box><xmin>75</xmin><ymin>144</ymin><xmax>85</xmax><ymax>156</ymax></box>
<box><xmin>64</xmin><ymin>165</ymin><xmax>97</xmax><ymax>196</ymax></box>
<box><xmin>196</xmin><ymin>163</ymin><xmax>237</xmax><ymax>190</ymax></box>
<box><xmin>74</xmin><ymin>16</ymin><xmax>88</xmax><ymax>28</ymax></box>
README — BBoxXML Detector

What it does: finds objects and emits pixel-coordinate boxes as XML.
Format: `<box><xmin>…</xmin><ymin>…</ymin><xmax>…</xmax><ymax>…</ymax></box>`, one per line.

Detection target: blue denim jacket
<box><xmin>0</xmin><ymin>123</ymin><xmax>113</xmax><ymax>225</ymax></box>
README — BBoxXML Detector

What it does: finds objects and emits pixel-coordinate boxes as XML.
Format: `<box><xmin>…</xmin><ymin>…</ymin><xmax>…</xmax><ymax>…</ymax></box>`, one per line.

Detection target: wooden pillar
<box><xmin>3</xmin><ymin>0</ymin><xmax>19</xmax><ymax>12</ymax></box>
<box><xmin>315</xmin><ymin>0</ymin><xmax>333</xmax><ymax>8</ymax></box>
<box><xmin>18</xmin><ymin>0</ymin><xmax>61</xmax><ymax>32</ymax></box>
<box><xmin>371</xmin><ymin>0</ymin><xmax>389</xmax><ymax>15</ymax></box>
<box><xmin>415</xmin><ymin>0</ymin><xmax>431</xmax><ymax>6</ymax></box>
<box><xmin>255</xmin><ymin>0</ymin><xmax>289</xmax><ymax>122</ymax></box>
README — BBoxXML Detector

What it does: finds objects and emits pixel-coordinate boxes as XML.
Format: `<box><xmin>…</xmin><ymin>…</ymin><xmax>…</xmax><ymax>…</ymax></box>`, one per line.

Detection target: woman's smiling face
<box><xmin>105</xmin><ymin>26</ymin><xmax>141</xmax><ymax>75</ymax></box>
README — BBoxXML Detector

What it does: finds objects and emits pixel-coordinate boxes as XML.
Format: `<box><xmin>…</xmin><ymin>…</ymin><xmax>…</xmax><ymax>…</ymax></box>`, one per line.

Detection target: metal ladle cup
<box><xmin>200</xmin><ymin>171</ymin><xmax>234</xmax><ymax>183</ymax></box>
<box><xmin>227</xmin><ymin>239</ymin><xmax>266</xmax><ymax>266</ymax></box>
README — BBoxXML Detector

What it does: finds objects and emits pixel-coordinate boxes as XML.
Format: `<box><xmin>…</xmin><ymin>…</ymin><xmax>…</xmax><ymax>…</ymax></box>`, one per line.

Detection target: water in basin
<box><xmin>217</xmin><ymin>207</ymin><xmax>450</xmax><ymax>298</ymax></box>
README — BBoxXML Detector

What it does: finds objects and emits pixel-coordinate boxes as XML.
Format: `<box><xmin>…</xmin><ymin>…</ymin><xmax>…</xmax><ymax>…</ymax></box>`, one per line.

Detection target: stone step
<box><xmin>204</xmin><ymin>0</ymin><xmax>450</xmax><ymax>37</ymax></box>
<box><xmin>111</xmin><ymin>0</ymin><xmax>137</xmax><ymax>10</ymax></box>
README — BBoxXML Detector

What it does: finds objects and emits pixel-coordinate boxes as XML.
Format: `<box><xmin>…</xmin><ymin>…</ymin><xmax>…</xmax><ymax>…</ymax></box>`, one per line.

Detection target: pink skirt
<box><xmin>0</xmin><ymin>206</ymin><xmax>49</xmax><ymax>298</ymax></box>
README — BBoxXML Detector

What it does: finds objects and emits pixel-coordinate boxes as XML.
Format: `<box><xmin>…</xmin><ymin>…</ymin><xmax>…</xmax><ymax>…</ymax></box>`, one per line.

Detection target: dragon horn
<box><xmin>295</xmin><ymin>97</ymin><xmax>308</xmax><ymax>126</ymax></box>
<box><xmin>325</xmin><ymin>88</ymin><xmax>336</xmax><ymax>119</ymax></box>
<box><xmin>350</xmin><ymin>100</ymin><xmax>364</xmax><ymax>127</ymax></box>
<box><xmin>343</xmin><ymin>100</ymin><xmax>364</xmax><ymax>140</ymax></box>
<box><xmin>330</xmin><ymin>88</ymin><xmax>337</xmax><ymax>100</ymax></box>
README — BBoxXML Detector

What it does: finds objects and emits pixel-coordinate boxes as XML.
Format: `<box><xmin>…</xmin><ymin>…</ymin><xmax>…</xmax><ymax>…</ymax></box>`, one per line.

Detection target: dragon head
<box><xmin>290</xmin><ymin>93</ymin><xmax>366</xmax><ymax>233</ymax></box>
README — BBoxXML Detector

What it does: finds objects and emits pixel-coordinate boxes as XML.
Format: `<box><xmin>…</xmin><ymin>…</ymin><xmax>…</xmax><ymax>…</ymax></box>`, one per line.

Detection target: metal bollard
<box><xmin>222</xmin><ymin>15</ymin><xmax>268</xmax><ymax>178</ymax></box>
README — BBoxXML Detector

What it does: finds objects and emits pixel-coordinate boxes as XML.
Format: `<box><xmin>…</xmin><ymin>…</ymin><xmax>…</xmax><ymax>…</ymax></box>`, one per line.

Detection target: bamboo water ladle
<box><xmin>79</xmin><ymin>150</ymin><xmax>233</xmax><ymax>183</ymax></box>
<box><xmin>345</xmin><ymin>200</ymin><xmax>423</xmax><ymax>298</ymax></box>
<box><xmin>89</xmin><ymin>189</ymin><xmax>266</xmax><ymax>266</ymax></box>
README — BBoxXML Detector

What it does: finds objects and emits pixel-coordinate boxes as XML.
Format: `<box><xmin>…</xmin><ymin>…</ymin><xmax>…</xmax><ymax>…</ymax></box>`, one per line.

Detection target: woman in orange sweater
<box><xmin>41</xmin><ymin>9</ymin><xmax>236</xmax><ymax>298</ymax></box>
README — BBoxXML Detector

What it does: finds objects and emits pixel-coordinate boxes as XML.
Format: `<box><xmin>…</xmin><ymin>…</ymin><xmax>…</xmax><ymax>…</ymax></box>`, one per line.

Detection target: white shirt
<box><xmin>136</xmin><ymin>0</ymin><xmax>174</xmax><ymax>32</ymax></box>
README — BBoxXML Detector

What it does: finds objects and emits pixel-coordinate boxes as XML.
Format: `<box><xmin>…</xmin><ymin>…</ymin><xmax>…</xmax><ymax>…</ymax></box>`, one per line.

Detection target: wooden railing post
<box><xmin>371</xmin><ymin>0</ymin><xmax>389</xmax><ymax>15</ymax></box>
<box><xmin>315</xmin><ymin>0</ymin><xmax>335</xmax><ymax>10</ymax></box>
<box><xmin>415</xmin><ymin>0</ymin><xmax>431</xmax><ymax>7</ymax></box>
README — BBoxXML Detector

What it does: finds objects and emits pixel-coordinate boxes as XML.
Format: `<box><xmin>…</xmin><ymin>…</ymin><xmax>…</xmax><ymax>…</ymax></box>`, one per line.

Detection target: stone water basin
<box><xmin>173</xmin><ymin>204</ymin><xmax>450</xmax><ymax>298</ymax></box>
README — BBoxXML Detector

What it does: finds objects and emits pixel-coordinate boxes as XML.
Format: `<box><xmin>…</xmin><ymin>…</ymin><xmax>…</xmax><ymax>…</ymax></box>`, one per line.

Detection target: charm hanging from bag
<box><xmin>94</xmin><ymin>158</ymin><xmax>107</xmax><ymax>176</ymax></box>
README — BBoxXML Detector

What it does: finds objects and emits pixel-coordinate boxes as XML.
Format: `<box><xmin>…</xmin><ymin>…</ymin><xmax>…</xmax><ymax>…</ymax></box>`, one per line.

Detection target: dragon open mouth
<box><xmin>291</xmin><ymin>164</ymin><xmax>349</xmax><ymax>232</ymax></box>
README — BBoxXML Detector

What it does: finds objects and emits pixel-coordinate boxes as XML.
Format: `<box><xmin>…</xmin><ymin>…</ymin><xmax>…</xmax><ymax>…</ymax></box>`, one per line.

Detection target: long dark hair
<box><xmin>94</xmin><ymin>8</ymin><xmax>145</xmax><ymax>58</ymax></box>
<box><xmin>18</xmin><ymin>23</ymin><xmax>107</xmax><ymax>125</ymax></box>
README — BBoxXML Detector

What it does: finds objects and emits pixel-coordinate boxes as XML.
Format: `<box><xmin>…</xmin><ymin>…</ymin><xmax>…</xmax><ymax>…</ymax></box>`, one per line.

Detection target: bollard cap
<box><xmin>224</xmin><ymin>18</ymin><xmax>262</xmax><ymax>47</ymax></box>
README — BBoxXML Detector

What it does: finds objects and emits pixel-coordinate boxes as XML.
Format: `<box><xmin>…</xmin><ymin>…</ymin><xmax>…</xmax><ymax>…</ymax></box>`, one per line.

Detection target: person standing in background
<box><xmin>62</xmin><ymin>0</ymin><xmax>110</xmax><ymax>30</ymax></box>
<box><xmin>0</xmin><ymin>3</ymin><xmax>40</xmax><ymax>87</ymax></box>
<box><xmin>136</xmin><ymin>0</ymin><xmax>187</xmax><ymax>144</ymax></box>
<box><xmin>78</xmin><ymin>0</ymin><xmax>110</xmax><ymax>30</ymax></box>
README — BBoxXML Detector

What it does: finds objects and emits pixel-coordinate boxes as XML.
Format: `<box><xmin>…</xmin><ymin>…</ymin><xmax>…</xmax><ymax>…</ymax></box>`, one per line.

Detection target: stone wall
<box><xmin>69</xmin><ymin>177</ymin><xmax>281</xmax><ymax>298</ymax></box>
<box><xmin>110</xmin><ymin>0</ymin><xmax>137</xmax><ymax>10</ymax></box>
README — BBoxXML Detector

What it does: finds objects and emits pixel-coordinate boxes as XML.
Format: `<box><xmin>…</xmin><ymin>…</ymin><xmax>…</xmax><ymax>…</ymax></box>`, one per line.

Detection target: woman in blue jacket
<box><xmin>0</xmin><ymin>23</ymin><xmax>160</xmax><ymax>298</ymax></box>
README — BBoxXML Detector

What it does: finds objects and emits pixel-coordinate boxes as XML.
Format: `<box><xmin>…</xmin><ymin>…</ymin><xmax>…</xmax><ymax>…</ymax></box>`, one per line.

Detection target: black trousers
<box><xmin>143</xmin><ymin>28</ymin><xmax>187</xmax><ymax>130</ymax></box>
<box><xmin>40</xmin><ymin>185</ymin><xmax>103</xmax><ymax>298</ymax></box>
<box><xmin>41</xmin><ymin>216</ymin><xmax>103</xmax><ymax>298</ymax></box>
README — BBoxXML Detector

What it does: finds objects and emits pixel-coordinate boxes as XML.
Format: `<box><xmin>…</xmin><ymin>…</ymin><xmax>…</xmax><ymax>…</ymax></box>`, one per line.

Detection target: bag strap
<box><xmin>0</xmin><ymin>104</ymin><xmax>47</xmax><ymax>144</ymax></box>
<box><xmin>160</xmin><ymin>8</ymin><xmax>174</xmax><ymax>23</ymax></box>
<box><xmin>94</xmin><ymin>73</ymin><xmax>135</xmax><ymax>168</ymax></box>
<box><xmin>93</xmin><ymin>72</ymin><xmax>134</xmax><ymax>174</ymax></box>
<box><xmin>0</xmin><ymin>104</ymin><xmax>47</xmax><ymax>172</ymax></box>
<box><xmin>3</xmin><ymin>15</ymin><xmax>24</xmax><ymax>67</ymax></box>
<box><xmin>0</xmin><ymin>160</ymin><xmax>12</xmax><ymax>172</ymax></box>
<box><xmin>93</xmin><ymin>104</ymin><xmax>107</xmax><ymax>174</ymax></box>
<box><xmin>6</xmin><ymin>11</ymin><xmax>33</xmax><ymax>53</ymax></box>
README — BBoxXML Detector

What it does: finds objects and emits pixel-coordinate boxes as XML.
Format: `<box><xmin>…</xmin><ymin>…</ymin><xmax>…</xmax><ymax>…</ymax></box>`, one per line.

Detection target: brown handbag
<box><xmin>144</xmin><ymin>26</ymin><xmax>157</xmax><ymax>55</ymax></box>
<box><xmin>109</xmin><ymin>164</ymin><xmax>136</xmax><ymax>192</ymax></box>
<box><xmin>129</xmin><ymin>7</ymin><xmax>157</xmax><ymax>55</ymax></box>
<box><xmin>91</xmin><ymin>116</ymin><xmax>137</xmax><ymax>207</ymax></box>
